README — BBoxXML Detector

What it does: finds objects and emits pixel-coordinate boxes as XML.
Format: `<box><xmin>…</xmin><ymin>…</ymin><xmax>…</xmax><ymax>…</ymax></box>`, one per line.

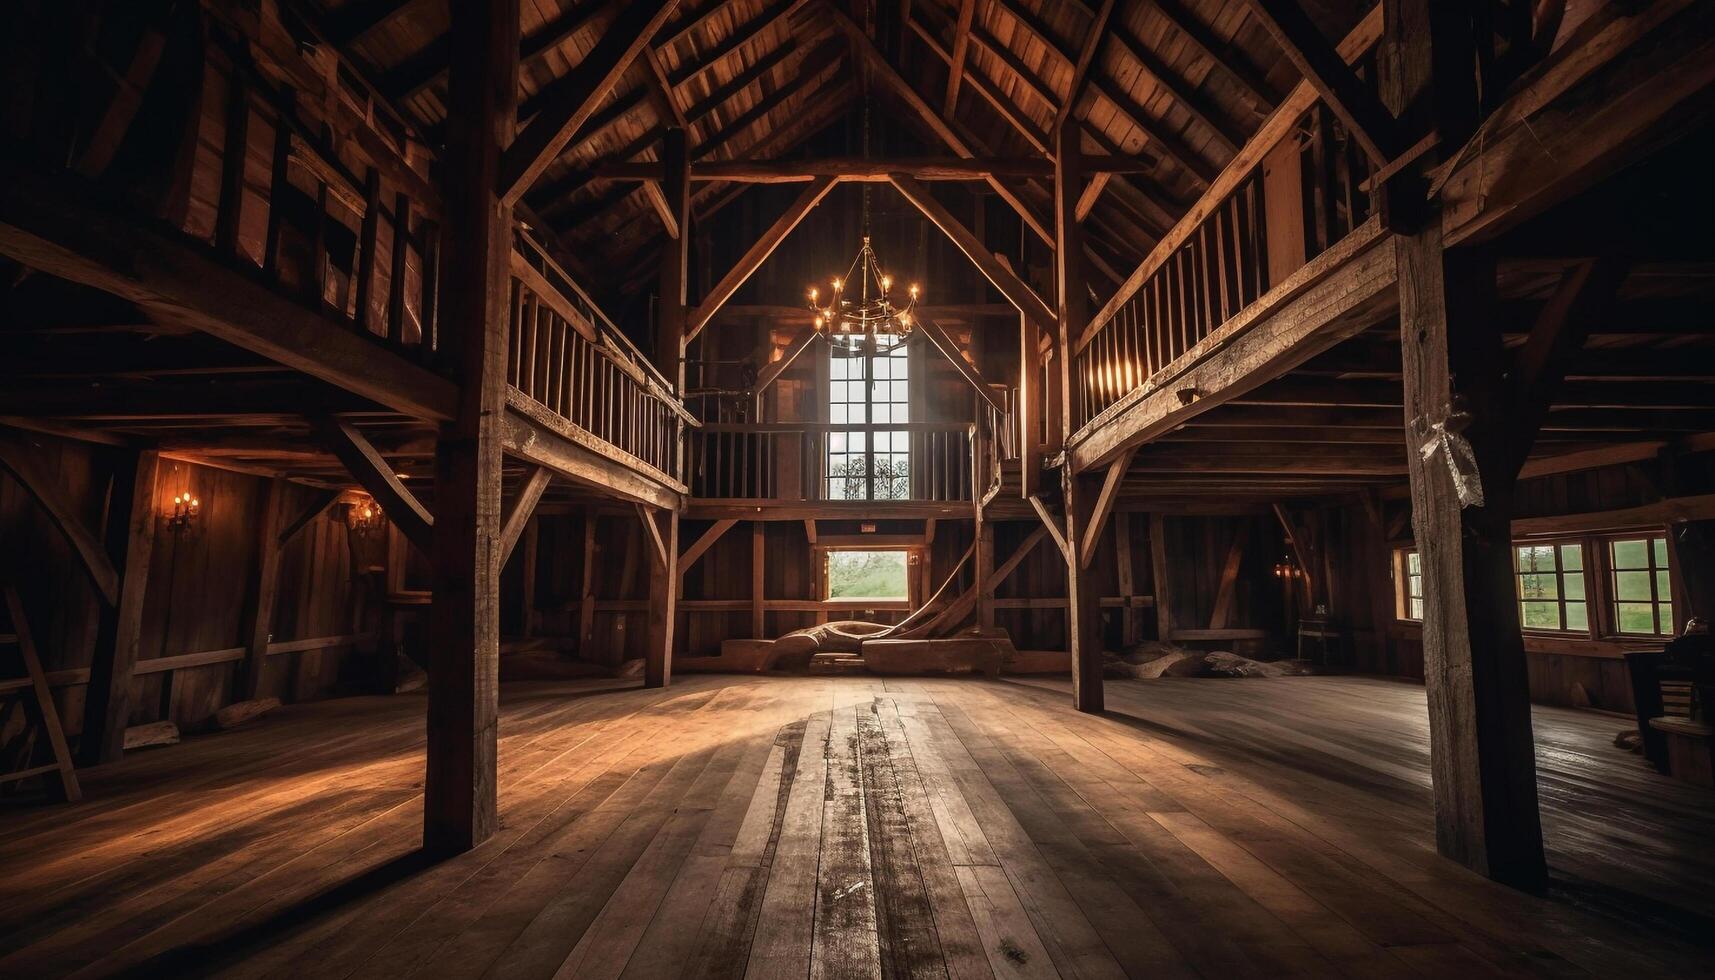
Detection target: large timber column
<box><xmin>644</xmin><ymin>508</ymin><xmax>680</xmax><ymax>688</ymax></box>
<box><xmin>1385</xmin><ymin>0</ymin><xmax>1545</xmax><ymax>890</ymax></box>
<box><xmin>81</xmin><ymin>448</ymin><xmax>160</xmax><ymax>764</ymax></box>
<box><xmin>1053</xmin><ymin>114</ymin><xmax>1102</xmax><ymax>713</ymax></box>
<box><xmin>425</xmin><ymin>0</ymin><xmax>519</xmax><ymax>855</ymax></box>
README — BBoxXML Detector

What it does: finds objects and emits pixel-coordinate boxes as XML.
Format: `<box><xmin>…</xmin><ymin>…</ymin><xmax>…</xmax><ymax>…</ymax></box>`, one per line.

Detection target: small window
<box><xmin>1401</xmin><ymin>549</ymin><xmax>1424</xmax><ymax>621</ymax></box>
<box><xmin>1514</xmin><ymin>542</ymin><xmax>1588</xmax><ymax>633</ymax></box>
<box><xmin>825</xmin><ymin>550</ymin><xmax>909</xmax><ymax>601</ymax></box>
<box><xmin>1609</xmin><ymin>536</ymin><xmax>1673</xmax><ymax>636</ymax></box>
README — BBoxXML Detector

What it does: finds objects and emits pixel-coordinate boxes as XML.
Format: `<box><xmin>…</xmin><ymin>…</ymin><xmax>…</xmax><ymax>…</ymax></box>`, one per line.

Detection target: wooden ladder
<box><xmin>0</xmin><ymin>586</ymin><xmax>81</xmax><ymax>802</ymax></box>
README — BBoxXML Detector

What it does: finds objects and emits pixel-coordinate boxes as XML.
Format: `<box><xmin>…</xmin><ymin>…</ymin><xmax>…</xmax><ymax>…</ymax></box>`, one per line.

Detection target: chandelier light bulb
<box><xmin>808</xmin><ymin>287</ymin><xmax>818</xmax><ymax>302</ymax></box>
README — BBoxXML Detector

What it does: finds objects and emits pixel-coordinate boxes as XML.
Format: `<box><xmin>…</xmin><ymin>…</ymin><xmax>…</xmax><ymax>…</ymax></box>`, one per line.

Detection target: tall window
<box><xmin>1515</xmin><ymin>542</ymin><xmax>1587</xmax><ymax>632</ymax></box>
<box><xmin>1610</xmin><ymin>536</ymin><xmax>1673</xmax><ymax>635</ymax></box>
<box><xmin>827</xmin><ymin>334</ymin><xmax>910</xmax><ymax>500</ymax></box>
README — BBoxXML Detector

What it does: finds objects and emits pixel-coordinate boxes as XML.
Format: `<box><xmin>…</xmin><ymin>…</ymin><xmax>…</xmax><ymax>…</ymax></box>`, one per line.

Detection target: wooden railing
<box><xmin>508</xmin><ymin>236</ymin><xmax>696</xmax><ymax>486</ymax></box>
<box><xmin>1069</xmin><ymin>22</ymin><xmax>1382</xmax><ymax>438</ymax></box>
<box><xmin>206</xmin><ymin>54</ymin><xmax>443</xmax><ymax>365</ymax></box>
<box><xmin>688</xmin><ymin>421</ymin><xmax>985</xmax><ymax>502</ymax></box>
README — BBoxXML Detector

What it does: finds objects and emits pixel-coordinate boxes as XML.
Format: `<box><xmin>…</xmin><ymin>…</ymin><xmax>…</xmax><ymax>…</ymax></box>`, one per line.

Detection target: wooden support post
<box><xmin>1149</xmin><ymin>513</ymin><xmax>1172</xmax><ymax>643</ymax></box>
<box><xmin>498</xmin><ymin>465</ymin><xmax>552</xmax><ymax>566</ymax></box>
<box><xmin>520</xmin><ymin>516</ymin><xmax>539</xmax><ymax>637</ymax></box>
<box><xmin>1115</xmin><ymin>512</ymin><xmax>1137</xmax><ymax>646</ymax></box>
<box><xmin>237</xmin><ymin>478</ymin><xmax>286</xmax><ymax>701</ymax></box>
<box><xmin>656</xmin><ymin>126</ymin><xmax>690</xmax><ymax>388</ymax></box>
<box><xmin>423</xmin><ymin>0</ymin><xmax>518</xmax><ymax>856</ymax></box>
<box><xmin>579</xmin><ymin>510</ymin><xmax>597</xmax><ymax>654</ymax></box>
<box><xmin>81</xmin><ymin>449</ymin><xmax>159</xmax><ymax>765</ymax></box>
<box><xmin>645</xmin><ymin>508</ymin><xmax>680</xmax><ymax>687</ymax></box>
<box><xmin>1386</xmin><ymin>0</ymin><xmax>1544</xmax><ymax>892</ymax></box>
<box><xmin>1053</xmin><ymin>114</ymin><xmax>1101</xmax><ymax>712</ymax></box>
<box><xmin>751</xmin><ymin>521</ymin><xmax>765</xmax><ymax>638</ymax></box>
<box><xmin>1063</xmin><ymin>470</ymin><xmax>1104</xmax><ymax>713</ymax></box>
<box><xmin>1018</xmin><ymin>307</ymin><xmax>1042</xmax><ymax>497</ymax></box>
<box><xmin>1398</xmin><ymin>233</ymin><xmax>1543</xmax><ymax>890</ymax></box>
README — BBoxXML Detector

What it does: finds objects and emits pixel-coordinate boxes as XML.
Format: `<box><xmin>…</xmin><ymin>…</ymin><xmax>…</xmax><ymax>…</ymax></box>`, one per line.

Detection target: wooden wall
<box><xmin>1</xmin><ymin>432</ymin><xmax>374</xmax><ymax>747</ymax></box>
<box><xmin>513</xmin><ymin>507</ymin><xmax>1294</xmax><ymax>663</ymax></box>
<box><xmin>1332</xmin><ymin>449</ymin><xmax>1715</xmax><ymax>714</ymax></box>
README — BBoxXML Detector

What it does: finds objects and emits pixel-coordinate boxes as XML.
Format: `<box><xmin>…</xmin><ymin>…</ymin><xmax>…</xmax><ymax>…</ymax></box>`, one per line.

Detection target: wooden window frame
<box><xmin>1600</xmin><ymin>533</ymin><xmax>1675</xmax><ymax>639</ymax></box>
<box><xmin>1512</xmin><ymin>539</ymin><xmax>1591</xmax><ymax>637</ymax></box>
<box><xmin>1393</xmin><ymin>547</ymin><xmax>1423</xmax><ymax>622</ymax></box>
<box><xmin>1395</xmin><ymin>526</ymin><xmax>1682</xmax><ymax>647</ymax></box>
<box><xmin>812</xmin><ymin>538</ymin><xmax>925</xmax><ymax>610</ymax></box>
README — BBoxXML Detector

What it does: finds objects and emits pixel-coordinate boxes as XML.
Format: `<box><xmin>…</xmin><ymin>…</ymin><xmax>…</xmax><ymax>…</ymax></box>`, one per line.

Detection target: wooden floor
<box><xmin>1</xmin><ymin>674</ymin><xmax>1710</xmax><ymax>978</ymax></box>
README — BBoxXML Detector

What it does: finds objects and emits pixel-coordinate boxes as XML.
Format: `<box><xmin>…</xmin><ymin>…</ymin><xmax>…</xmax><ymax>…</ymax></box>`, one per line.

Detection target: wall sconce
<box><xmin>1273</xmin><ymin>554</ymin><xmax>1297</xmax><ymax>579</ymax></box>
<box><xmin>165</xmin><ymin>492</ymin><xmax>200</xmax><ymax>533</ymax></box>
<box><xmin>345</xmin><ymin>495</ymin><xmax>386</xmax><ymax>537</ymax></box>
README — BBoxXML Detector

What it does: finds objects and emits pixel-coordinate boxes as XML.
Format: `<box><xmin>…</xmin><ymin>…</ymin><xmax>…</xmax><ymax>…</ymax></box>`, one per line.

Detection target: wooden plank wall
<box><xmin>513</xmin><ymin>508</ymin><xmax>1291</xmax><ymax>660</ymax></box>
<box><xmin>0</xmin><ymin>434</ymin><xmax>372</xmax><ymax>745</ymax></box>
<box><xmin>1335</xmin><ymin>455</ymin><xmax>1715</xmax><ymax>714</ymax></box>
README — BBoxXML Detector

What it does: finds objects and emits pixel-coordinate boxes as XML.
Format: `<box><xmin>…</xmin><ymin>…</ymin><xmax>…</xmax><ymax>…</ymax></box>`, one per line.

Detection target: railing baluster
<box><xmin>387</xmin><ymin>191</ymin><xmax>411</xmax><ymax>346</ymax></box>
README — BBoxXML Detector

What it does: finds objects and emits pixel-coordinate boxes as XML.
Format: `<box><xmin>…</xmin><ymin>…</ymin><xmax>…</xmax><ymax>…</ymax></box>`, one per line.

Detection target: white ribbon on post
<box><xmin>1411</xmin><ymin>405</ymin><xmax>1485</xmax><ymax>509</ymax></box>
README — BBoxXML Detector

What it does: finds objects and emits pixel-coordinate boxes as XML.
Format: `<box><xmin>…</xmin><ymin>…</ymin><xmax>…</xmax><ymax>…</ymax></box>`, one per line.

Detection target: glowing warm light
<box><xmin>909</xmin><ymin>283</ymin><xmax>920</xmax><ymax>299</ymax></box>
<box><xmin>806</xmin><ymin>237</ymin><xmax>917</xmax><ymax>348</ymax></box>
<box><xmin>831</xmin><ymin>277</ymin><xmax>843</xmax><ymax>292</ymax></box>
<box><xmin>808</xmin><ymin>287</ymin><xmax>818</xmax><ymax>302</ymax></box>
<box><xmin>881</xmin><ymin>274</ymin><xmax>893</xmax><ymax>290</ymax></box>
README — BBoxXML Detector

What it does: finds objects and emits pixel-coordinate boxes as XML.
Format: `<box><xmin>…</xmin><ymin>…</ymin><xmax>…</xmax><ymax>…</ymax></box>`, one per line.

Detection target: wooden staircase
<box><xmin>0</xmin><ymin>586</ymin><xmax>81</xmax><ymax>801</ymax></box>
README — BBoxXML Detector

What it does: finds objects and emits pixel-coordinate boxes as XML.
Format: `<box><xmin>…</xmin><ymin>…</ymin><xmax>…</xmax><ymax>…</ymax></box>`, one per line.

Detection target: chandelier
<box><xmin>807</xmin><ymin>236</ymin><xmax>920</xmax><ymax>352</ymax></box>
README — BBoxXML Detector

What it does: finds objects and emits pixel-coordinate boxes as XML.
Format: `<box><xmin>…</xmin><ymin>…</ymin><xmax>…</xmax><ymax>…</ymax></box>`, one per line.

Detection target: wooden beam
<box><xmin>1240</xmin><ymin>0</ymin><xmax>1400</xmax><ymax>164</ymax></box>
<box><xmin>644</xmin><ymin>508</ymin><xmax>679</xmax><ymax>687</ymax></box>
<box><xmin>0</xmin><ymin>163</ymin><xmax>459</xmax><ymax>422</ymax></box>
<box><xmin>278</xmin><ymin>490</ymin><xmax>339</xmax><ymax>545</ymax></box>
<box><xmin>830</xmin><ymin>5</ymin><xmax>1054</xmax><ymax>246</ymax></box>
<box><xmin>500</xmin><ymin>409</ymin><xmax>680</xmax><ymax>512</ymax></box>
<box><xmin>656</xmin><ymin>127</ymin><xmax>690</xmax><ymax>386</ymax></box>
<box><xmin>751</xmin><ymin>521</ymin><xmax>766</xmax><ymax>637</ymax></box>
<box><xmin>636</xmin><ymin>502</ymin><xmax>671</xmax><ymax>570</ymax></box>
<box><xmin>1064</xmin><ymin>466</ymin><xmax>1104</xmax><ymax>712</ymax></box>
<box><xmin>585</xmin><ymin>156</ymin><xmax>1157</xmax><ymax>181</ymax></box>
<box><xmin>1148</xmin><ymin>512</ymin><xmax>1172</xmax><ymax>643</ymax></box>
<box><xmin>916</xmin><ymin>316</ymin><xmax>1008</xmax><ymax>413</ymax></box>
<box><xmin>944</xmin><ymin>0</ymin><xmax>977</xmax><ymax>114</ymax></box>
<box><xmin>2</xmin><ymin>586</ymin><xmax>80</xmax><ymax>801</ymax></box>
<box><xmin>237</xmin><ymin>478</ymin><xmax>286</xmax><ymax>701</ymax></box>
<box><xmin>315</xmin><ymin>416</ymin><xmax>434</xmax><ymax>554</ymax></box>
<box><xmin>499</xmin><ymin>466</ymin><xmax>553</xmax><ymax>566</ymax></box>
<box><xmin>499</xmin><ymin>0</ymin><xmax>681</xmax><ymax>205</ymax></box>
<box><xmin>422</xmin><ymin>0</ymin><xmax>519</xmax><ymax>856</ymax></box>
<box><xmin>1506</xmin><ymin>258</ymin><xmax>1627</xmax><ymax>469</ymax></box>
<box><xmin>1063</xmin><ymin>0</ymin><xmax>1116</xmax><ymax>125</ymax></box>
<box><xmin>679</xmin><ymin>518</ymin><xmax>737</xmax><ymax>575</ymax></box>
<box><xmin>640</xmin><ymin>180</ymin><xmax>680</xmax><ymax>239</ymax></box>
<box><xmin>1028</xmin><ymin>495</ymin><xmax>1070</xmax><ymax>562</ymax></box>
<box><xmin>686</xmin><ymin>176</ymin><xmax>835</xmax><ymax>342</ymax></box>
<box><xmin>1077</xmin><ymin>449</ymin><xmax>1135</xmax><ymax>569</ymax></box>
<box><xmin>803</xmin><ymin>519</ymin><xmax>817</xmax><ymax>544</ymax></box>
<box><xmin>81</xmin><ymin>449</ymin><xmax>159</xmax><ymax>765</ymax></box>
<box><xmin>0</xmin><ymin>431</ymin><xmax>119</xmax><ymax>604</ymax></box>
<box><xmin>889</xmin><ymin>175</ymin><xmax>1057</xmax><ymax>334</ymax></box>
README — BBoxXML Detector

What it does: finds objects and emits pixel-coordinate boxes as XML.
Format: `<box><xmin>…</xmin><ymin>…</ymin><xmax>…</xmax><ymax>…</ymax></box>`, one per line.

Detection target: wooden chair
<box><xmin>0</xmin><ymin>586</ymin><xmax>81</xmax><ymax>802</ymax></box>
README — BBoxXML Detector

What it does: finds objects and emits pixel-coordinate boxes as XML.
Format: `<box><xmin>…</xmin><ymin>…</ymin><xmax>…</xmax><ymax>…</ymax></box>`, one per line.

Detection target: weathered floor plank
<box><xmin>0</xmin><ymin>674</ymin><xmax>1707</xmax><ymax>979</ymax></box>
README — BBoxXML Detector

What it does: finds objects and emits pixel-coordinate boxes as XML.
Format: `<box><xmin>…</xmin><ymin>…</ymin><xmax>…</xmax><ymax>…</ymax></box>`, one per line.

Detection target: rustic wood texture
<box><xmin>0</xmin><ymin>674</ymin><xmax>1706</xmax><ymax>977</ymax></box>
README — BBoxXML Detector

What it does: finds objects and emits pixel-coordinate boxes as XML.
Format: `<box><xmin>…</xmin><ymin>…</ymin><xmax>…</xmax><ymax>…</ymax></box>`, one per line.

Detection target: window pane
<box><xmin>1520</xmin><ymin>602</ymin><xmax>1561</xmax><ymax>630</ymax></box>
<box><xmin>1611</xmin><ymin>539</ymin><xmax>1648</xmax><ymax>569</ymax></box>
<box><xmin>1616</xmin><ymin>602</ymin><xmax>1657</xmax><ymax>633</ymax></box>
<box><xmin>827</xmin><ymin>550</ymin><xmax>909</xmax><ymax>599</ymax></box>
<box><xmin>1564</xmin><ymin>573</ymin><xmax>1585</xmax><ymax>600</ymax></box>
<box><xmin>1662</xmin><ymin>603</ymin><xmax>1674</xmax><ymax>631</ymax></box>
<box><xmin>1407</xmin><ymin>552</ymin><xmax>1421</xmax><ymax>575</ymax></box>
<box><xmin>1566</xmin><ymin>602</ymin><xmax>1588</xmax><ymax>631</ymax></box>
<box><xmin>829</xmin><ymin>432</ymin><xmax>846</xmax><ymax>453</ymax></box>
<box><xmin>1616</xmin><ymin>570</ymin><xmax>1651</xmax><ymax>601</ymax></box>
<box><xmin>1656</xmin><ymin>570</ymin><xmax>1671</xmax><ymax>602</ymax></box>
<box><xmin>872</xmin><ymin>405</ymin><xmax>890</xmax><ymax>424</ymax></box>
<box><xmin>1409</xmin><ymin>598</ymin><xmax>1424</xmax><ymax>620</ymax></box>
<box><xmin>1518</xmin><ymin>573</ymin><xmax>1558</xmax><ymax>599</ymax></box>
<box><xmin>1517</xmin><ymin>545</ymin><xmax>1555</xmax><ymax>570</ymax></box>
<box><xmin>829</xmin><ymin>404</ymin><xmax>847</xmax><ymax>424</ymax></box>
<box><xmin>1653</xmin><ymin>537</ymin><xmax>1669</xmax><ymax>567</ymax></box>
<box><xmin>1560</xmin><ymin>544</ymin><xmax>1583</xmax><ymax>570</ymax></box>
